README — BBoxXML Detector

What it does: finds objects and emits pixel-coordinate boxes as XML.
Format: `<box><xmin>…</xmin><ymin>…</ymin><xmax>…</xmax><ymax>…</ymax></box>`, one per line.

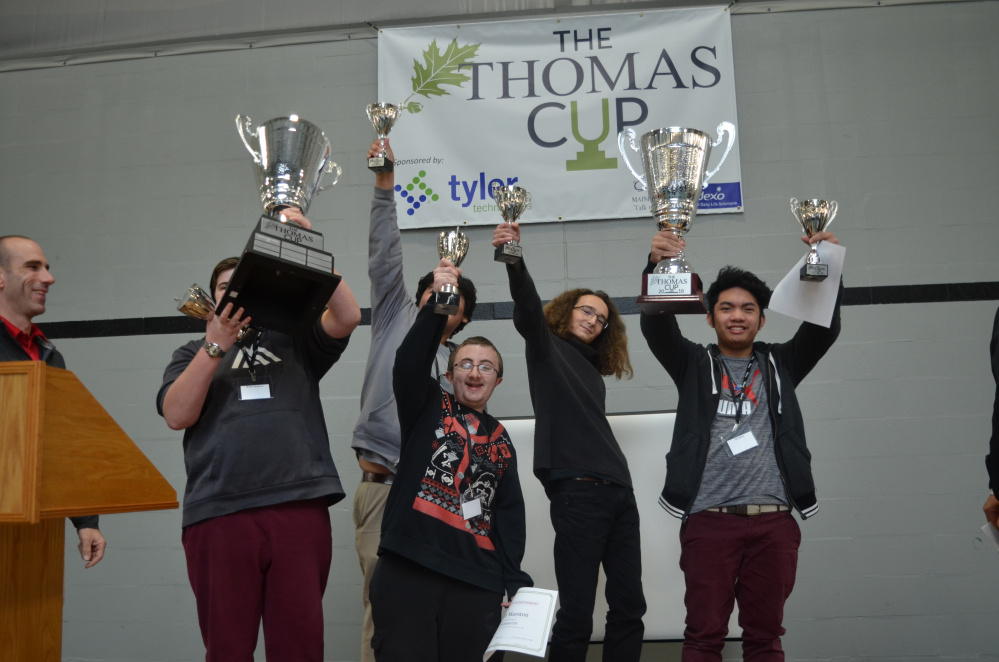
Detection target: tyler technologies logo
<box><xmin>395</xmin><ymin>171</ymin><xmax>441</xmax><ymax>216</ymax></box>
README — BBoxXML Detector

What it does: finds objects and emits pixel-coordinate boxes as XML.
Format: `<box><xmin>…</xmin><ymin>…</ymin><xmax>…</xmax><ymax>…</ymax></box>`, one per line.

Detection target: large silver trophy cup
<box><xmin>366</xmin><ymin>103</ymin><xmax>402</xmax><ymax>173</ymax></box>
<box><xmin>435</xmin><ymin>228</ymin><xmax>470</xmax><ymax>315</ymax></box>
<box><xmin>219</xmin><ymin>114</ymin><xmax>343</xmax><ymax>334</ymax></box>
<box><xmin>619</xmin><ymin>123</ymin><xmax>735</xmax><ymax>314</ymax></box>
<box><xmin>492</xmin><ymin>184</ymin><xmax>531</xmax><ymax>264</ymax></box>
<box><xmin>790</xmin><ymin>198</ymin><xmax>838</xmax><ymax>281</ymax></box>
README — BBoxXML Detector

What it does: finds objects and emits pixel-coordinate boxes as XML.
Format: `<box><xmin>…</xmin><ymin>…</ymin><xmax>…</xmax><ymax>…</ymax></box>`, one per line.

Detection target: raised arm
<box><xmin>393</xmin><ymin>260</ymin><xmax>458</xmax><ymax>441</ymax></box>
<box><xmin>367</xmin><ymin>139</ymin><xmax>413</xmax><ymax>326</ymax></box>
<box><xmin>493</xmin><ymin>222</ymin><xmax>551</xmax><ymax>355</ymax></box>
<box><xmin>639</xmin><ymin>229</ymin><xmax>696</xmax><ymax>383</ymax></box>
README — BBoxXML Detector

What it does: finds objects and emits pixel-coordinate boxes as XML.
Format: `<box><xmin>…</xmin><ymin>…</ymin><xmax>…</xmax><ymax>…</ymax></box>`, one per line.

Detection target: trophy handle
<box><xmin>617</xmin><ymin>129</ymin><xmax>647</xmax><ymax>190</ymax></box>
<box><xmin>789</xmin><ymin>197</ymin><xmax>804</xmax><ymax>231</ymax></box>
<box><xmin>314</xmin><ymin>160</ymin><xmax>342</xmax><ymax>196</ymax></box>
<box><xmin>235</xmin><ymin>115</ymin><xmax>261</xmax><ymax>164</ymax></box>
<box><xmin>702</xmin><ymin>121</ymin><xmax>736</xmax><ymax>186</ymax></box>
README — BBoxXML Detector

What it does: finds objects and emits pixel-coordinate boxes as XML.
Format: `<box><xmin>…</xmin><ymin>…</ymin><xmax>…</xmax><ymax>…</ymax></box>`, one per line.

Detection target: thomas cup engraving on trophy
<box><xmin>790</xmin><ymin>198</ymin><xmax>838</xmax><ymax>281</ymax></box>
<box><xmin>492</xmin><ymin>184</ymin><xmax>530</xmax><ymax>264</ymax></box>
<box><xmin>619</xmin><ymin>123</ymin><xmax>736</xmax><ymax>314</ymax></box>
<box><xmin>435</xmin><ymin>228</ymin><xmax>470</xmax><ymax>315</ymax></box>
<box><xmin>222</xmin><ymin>114</ymin><xmax>344</xmax><ymax>334</ymax></box>
<box><xmin>366</xmin><ymin>103</ymin><xmax>402</xmax><ymax>173</ymax></box>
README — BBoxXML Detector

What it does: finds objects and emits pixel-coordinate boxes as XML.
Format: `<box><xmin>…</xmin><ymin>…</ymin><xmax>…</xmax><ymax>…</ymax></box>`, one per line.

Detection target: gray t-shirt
<box><xmin>690</xmin><ymin>354</ymin><xmax>788</xmax><ymax>513</ymax></box>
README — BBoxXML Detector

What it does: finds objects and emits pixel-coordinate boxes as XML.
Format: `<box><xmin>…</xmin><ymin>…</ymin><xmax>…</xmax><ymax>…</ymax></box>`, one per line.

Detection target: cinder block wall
<box><xmin>1</xmin><ymin>2</ymin><xmax>997</xmax><ymax>660</ymax></box>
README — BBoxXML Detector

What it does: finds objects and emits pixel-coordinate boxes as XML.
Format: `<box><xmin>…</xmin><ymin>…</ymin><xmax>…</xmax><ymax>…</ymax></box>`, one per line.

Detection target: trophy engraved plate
<box><xmin>790</xmin><ymin>198</ymin><xmax>837</xmax><ymax>282</ymax></box>
<box><xmin>435</xmin><ymin>227</ymin><xmax>469</xmax><ymax>315</ymax></box>
<box><xmin>492</xmin><ymin>184</ymin><xmax>530</xmax><ymax>264</ymax></box>
<box><xmin>366</xmin><ymin>103</ymin><xmax>401</xmax><ymax>173</ymax></box>
<box><xmin>620</xmin><ymin>123</ymin><xmax>735</xmax><ymax>314</ymax></box>
<box><xmin>220</xmin><ymin>114</ymin><xmax>344</xmax><ymax>334</ymax></box>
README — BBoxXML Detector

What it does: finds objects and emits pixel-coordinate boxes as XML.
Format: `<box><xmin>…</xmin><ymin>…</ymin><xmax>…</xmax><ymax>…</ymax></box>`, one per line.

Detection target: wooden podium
<box><xmin>0</xmin><ymin>361</ymin><xmax>179</xmax><ymax>662</ymax></box>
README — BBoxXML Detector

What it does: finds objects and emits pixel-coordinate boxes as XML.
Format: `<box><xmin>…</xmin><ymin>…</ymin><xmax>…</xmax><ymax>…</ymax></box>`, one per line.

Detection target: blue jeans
<box><xmin>546</xmin><ymin>480</ymin><xmax>646</xmax><ymax>662</ymax></box>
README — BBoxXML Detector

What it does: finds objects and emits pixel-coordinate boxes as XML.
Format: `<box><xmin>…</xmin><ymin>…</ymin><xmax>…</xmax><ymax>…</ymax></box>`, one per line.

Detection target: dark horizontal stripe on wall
<box><xmin>37</xmin><ymin>281</ymin><xmax>999</xmax><ymax>340</ymax></box>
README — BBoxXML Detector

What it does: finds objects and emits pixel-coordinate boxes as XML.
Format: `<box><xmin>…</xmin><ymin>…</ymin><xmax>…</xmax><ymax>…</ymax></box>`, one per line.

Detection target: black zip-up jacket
<box><xmin>0</xmin><ymin>323</ymin><xmax>100</xmax><ymax>530</ymax></box>
<box><xmin>639</xmin><ymin>263</ymin><xmax>843</xmax><ymax>520</ymax></box>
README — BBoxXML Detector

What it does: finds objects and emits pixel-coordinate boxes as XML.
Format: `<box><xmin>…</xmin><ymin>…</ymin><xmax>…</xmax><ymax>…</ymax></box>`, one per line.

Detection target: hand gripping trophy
<box><xmin>790</xmin><ymin>198</ymin><xmax>838</xmax><ymax>281</ymax></box>
<box><xmin>619</xmin><ymin>123</ymin><xmax>735</xmax><ymax>314</ymax></box>
<box><xmin>366</xmin><ymin>103</ymin><xmax>402</xmax><ymax>173</ymax></box>
<box><xmin>492</xmin><ymin>184</ymin><xmax>530</xmax><ymax>264</ymax></box>
<box><xmin>435</xmin><ymin>228</ymin><xmax>469</xmax><ymax>315</ymax></box>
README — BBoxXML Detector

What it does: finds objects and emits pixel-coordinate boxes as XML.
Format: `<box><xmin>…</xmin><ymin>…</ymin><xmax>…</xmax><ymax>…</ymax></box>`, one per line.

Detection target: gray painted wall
<box><xmin>1</xmin><ymin>2</ymin><xmax>997</xmax><ymax>660</ymax></box>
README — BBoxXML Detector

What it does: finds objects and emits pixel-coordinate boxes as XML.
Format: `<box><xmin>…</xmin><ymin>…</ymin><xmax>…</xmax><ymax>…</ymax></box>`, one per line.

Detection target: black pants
<box><xmin>369</xmin><ymin>552</ymin><xmax>505</xmax><ymax>662</ymax></box>
<box><xmin>547</xmin><ymin>480</ymin><xmax>646</xmax><ymax>662</ymax></box>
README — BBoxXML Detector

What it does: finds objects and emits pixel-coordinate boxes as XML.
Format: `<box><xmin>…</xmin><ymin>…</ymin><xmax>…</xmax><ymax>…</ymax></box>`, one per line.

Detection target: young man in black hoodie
<box><xmin>640</xmin><ymin>228</ymin><xmax>841</xmax><ymax>662</ymax></box>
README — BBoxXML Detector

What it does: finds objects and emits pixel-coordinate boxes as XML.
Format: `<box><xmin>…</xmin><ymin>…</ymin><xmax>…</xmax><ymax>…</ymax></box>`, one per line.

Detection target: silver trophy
<box><xmin>366</xmin><ymin>103</ymin><xmax>402</xmax><ymax>173</ymax></box>
<box><xmin>225</xmin><ymin>114</ymin><xmax>343</xmax><ymax>334</ymax></box>
<box><xmin>619</xmin><ymin>123</ymin><xmax>735</xmax><ymax>314</ymax></box>
<box><xmin>790</xmin><ymin>198</ymin><xmax>838</xmax><ymax>281</ymax></box>
<box><xmin>492</xmin><ymin>184</ymin><xmax>531</xmax><ymax>264</ymax></box>
<box><xmin>435</xmin><ymin>228</ymin><xmax>470</xmax><ymax>315</ymax></box>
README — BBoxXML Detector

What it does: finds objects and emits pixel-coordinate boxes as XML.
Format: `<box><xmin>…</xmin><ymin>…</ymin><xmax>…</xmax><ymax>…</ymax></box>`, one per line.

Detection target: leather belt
<box><xmin>362</xmin><ymin>471</ymin><xmax>394</xmax><ymax>485</ymax></box>
<box><xmin>571</xmin><ymin>477</ymin><xmax>612</xmax><ymax>485</ymax></box>
<box><xmin>706</xmin><ymin>504</ymin><xmax>789</xmax><ymax>516</ymax></box>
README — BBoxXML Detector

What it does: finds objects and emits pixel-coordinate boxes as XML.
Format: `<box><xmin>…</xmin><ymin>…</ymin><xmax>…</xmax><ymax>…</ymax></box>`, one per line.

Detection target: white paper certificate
<box><xmin>484</xmin><ymin>587</ymin><xmax>559</xmax><ymax>660</ymax></box>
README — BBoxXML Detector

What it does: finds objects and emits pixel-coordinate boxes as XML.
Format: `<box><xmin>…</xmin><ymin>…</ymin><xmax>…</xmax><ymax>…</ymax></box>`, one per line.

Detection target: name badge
<box><xmin>462</xmin><ymin>498</ymin><xmax>482</xmax><ymax>520</ymax></box>
<box><xmin>239</xmin><ymin>382</ymin><xmax>272</xmax><ymax>401</ymax></box>
<box><xmin>727</xmin><ymin>431</ymin><xmax>758</xmax><ymax>456</ymax></box>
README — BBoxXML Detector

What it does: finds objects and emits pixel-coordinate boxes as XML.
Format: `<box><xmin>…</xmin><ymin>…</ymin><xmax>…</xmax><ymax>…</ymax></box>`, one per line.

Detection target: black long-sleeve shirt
<box><xmin>506</xmin><ymin>260</ymin><xmax>632</xmax><ymax>488</ymax></box>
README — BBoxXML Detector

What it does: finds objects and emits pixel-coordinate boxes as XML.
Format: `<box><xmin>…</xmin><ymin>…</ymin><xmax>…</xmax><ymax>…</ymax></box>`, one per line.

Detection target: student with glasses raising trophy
<box><xmin>492</xmin><ymin>220</ymin><xmax>647</xmax><ymax>662</ymax></box>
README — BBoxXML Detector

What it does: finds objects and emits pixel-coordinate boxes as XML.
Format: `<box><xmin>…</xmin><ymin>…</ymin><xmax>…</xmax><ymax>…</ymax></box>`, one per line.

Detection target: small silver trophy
<box><xmin>790</xmin><ymin>198</ymin><xmax>838</xmax><ymax>281</ymax></box>
<box><xmin>366</xmin><ymin>103</ymin><xmax>402</xmax><ymax>173</ymax></box>
<box><xmin>619</xmin><ymin>123</ymin><xmax>735</xmax><ymax>314</ymax></box>
<box><xmin>435</xmin><ymin>228</ymin><xmax>470</xmax><ymax>315</ymax></box>
<box><xmin>492</xmin><ymin>184</ymin><xmax>530</xmax><ymax>264</ymax></box>
<box><xmin>228</xmin><ymin>114</ymin><xmax>343</xmax><ymax>334</ymax></box>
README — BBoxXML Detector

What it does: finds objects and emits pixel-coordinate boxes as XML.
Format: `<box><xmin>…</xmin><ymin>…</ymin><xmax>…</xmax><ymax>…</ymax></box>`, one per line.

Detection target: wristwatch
<box><xmin>202</xmin><ymin>341</ymin><xmax>226</xmax><ymax>359</ymax></box>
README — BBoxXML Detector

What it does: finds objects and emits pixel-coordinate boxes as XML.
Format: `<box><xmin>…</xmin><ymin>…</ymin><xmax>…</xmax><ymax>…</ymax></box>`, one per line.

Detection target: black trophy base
<box><xmin>433</xmin><ymin>291</ymin><xmax>461</xmax><ymax>316</ymax></box>
<box><xmin>800</xmin><ymin>263</ymin><xmax>829</xmax><ymax>281</ymax></box>
<box><xmin>215</xmin><ymin>216</ymin><xmax>341</xmax><ymax>335</ymax></box>
<box><xmin>494</xmin><ymin>243</ymin><xmax>523</xmax><ymax>264</ymax></box>
<box><xmin>636</xmin><ymin>272</ymin><xmax>706</xmax><ymax>315</ymax></box>
<box><xmin>368</xmin><ymin>156</ymin><xmax>394</xmax><ymax>173</ymax></box>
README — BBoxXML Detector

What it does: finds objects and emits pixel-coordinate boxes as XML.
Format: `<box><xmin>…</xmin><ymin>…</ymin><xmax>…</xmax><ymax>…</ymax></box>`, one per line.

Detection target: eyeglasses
<box><xmin>574</xmin><ymin>305</ymin><xmax>609</xmax><ymax>329</ymax></box>
<box><xmin>453</xmin><ymin>360</ymin><xmax>498</xmax><ymax>375</ymax></box>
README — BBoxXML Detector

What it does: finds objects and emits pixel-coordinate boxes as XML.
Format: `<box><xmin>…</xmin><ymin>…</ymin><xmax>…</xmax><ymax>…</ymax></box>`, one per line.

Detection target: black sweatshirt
<box><xmin>506</xmin><ymin>260</ymin><xmax>632</xmax><ymax>488</ymax></box>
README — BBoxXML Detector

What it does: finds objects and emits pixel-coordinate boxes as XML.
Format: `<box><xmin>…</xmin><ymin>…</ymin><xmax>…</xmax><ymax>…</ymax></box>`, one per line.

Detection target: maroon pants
<box><xmin>679</xmin><ymin>510</ymin><xmax>801</xmax><ymax>662</ymax></box>
<box><xmin>182</xmin><ymin>498</ymin><xmax>332</xmax><ymax>662</ymax></box>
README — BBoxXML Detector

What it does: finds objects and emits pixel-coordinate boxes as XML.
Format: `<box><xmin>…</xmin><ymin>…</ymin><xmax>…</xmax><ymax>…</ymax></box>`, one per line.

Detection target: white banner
<box><xmin>377</xmin><ymin>6</ymin><xmax>743</xmax><ymax>229</ymax></box>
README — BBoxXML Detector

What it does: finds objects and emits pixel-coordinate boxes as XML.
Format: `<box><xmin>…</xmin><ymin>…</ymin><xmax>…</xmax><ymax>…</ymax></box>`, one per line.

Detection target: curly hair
<box><xmin>705</xmin><ymin>266</ymin><xmax>771</xmax><ymax>313</ymax></box>
<box><xmin>543</xmin><ymin>289</ymin><xmax>632</xmax><ymax>380</ymax></box>
<box><xmin>415</xmin><ymin>271</ymin><xmax>477</xmax><ymax>338</ymax></box>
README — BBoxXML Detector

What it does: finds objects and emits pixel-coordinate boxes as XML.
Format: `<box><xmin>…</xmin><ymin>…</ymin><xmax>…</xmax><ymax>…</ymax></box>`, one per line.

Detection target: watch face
<box><xmin>204</xmin><ymin>342</ymin><xmax>224</xmax><ymax>358</ymax></box>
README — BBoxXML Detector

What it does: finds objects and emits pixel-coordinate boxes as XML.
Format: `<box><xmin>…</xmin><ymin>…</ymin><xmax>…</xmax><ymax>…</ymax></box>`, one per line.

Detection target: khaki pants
<box><xmin>353</xmin><ymin>480</ymin><xmax>391</xmax><ymax>662</ymax></box>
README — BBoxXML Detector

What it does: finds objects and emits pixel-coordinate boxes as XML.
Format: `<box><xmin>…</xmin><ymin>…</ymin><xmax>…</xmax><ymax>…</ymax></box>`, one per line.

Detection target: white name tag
<box><xmin>646</xmin><ymin>272</ymin><xmax>693</xmax><ymax>296</ymax></box>
<box><xmin>240</xmin><ymin>383</ymin><xmax>272</xmax><ymax>400</ymax></box>
<box><xmin>727</xmin><ymin>431</ymin><xmax>759</xmax><ymax>456</ymax></box>
<box><xmin>462</xmin><ymin>497</ymin><xmax>482</xmax><ymax>520</ymax></box>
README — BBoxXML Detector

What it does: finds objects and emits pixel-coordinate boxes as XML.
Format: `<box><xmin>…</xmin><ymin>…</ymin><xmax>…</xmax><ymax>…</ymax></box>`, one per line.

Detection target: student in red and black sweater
<box><xmin>370</xmin><ymin>260</ymin><xmax>532</xmax><ymax>662</ymax></box>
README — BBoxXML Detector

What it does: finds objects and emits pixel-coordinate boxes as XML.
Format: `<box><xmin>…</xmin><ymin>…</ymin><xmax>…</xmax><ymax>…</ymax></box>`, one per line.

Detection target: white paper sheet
<box><xmin>981</xmin><ymin>522</ymin><xmax>999</xmax><ymax>552</ymax></box>
<box><xmin>768</xmin><ymin>242</ymin><xmax>846</xmax><ymax>328</ymax></box>
<box><xmin>484</xmin><ymin>587</ymin><xmax>559</xmax><ymax>660</ymax></box>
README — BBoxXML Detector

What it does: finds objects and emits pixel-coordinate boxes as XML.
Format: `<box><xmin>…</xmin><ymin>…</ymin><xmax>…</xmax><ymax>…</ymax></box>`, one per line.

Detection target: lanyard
<box><xmin>238</xmin><ymin>333</ymin><xmax>262</xmax><ymax>381</ymax></box>
<box><xmin>722</xmin><ymin>355</ymin><xmax>756</xmax><ymax>429</ymax></box>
